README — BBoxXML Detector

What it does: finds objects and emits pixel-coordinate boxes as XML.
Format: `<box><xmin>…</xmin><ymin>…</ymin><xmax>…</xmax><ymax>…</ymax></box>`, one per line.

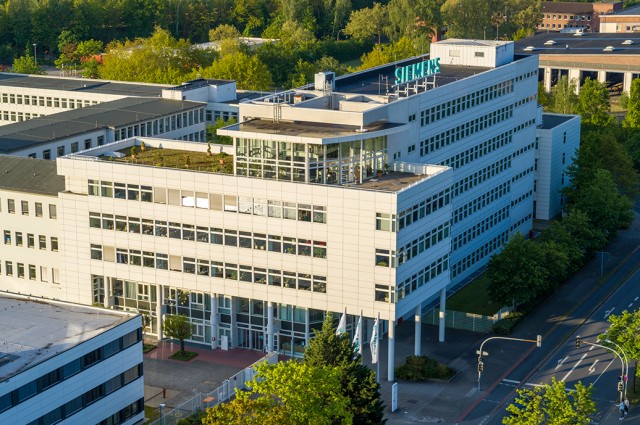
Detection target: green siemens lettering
<box><xmin>395</xmin><ymin>58</ymin><xmax>441</xmax><ymax>85</ymax></box>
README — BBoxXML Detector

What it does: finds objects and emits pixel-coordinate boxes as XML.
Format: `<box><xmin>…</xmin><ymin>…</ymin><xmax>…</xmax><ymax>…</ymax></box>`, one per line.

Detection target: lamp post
<box><xmin>476</xmin><ymin>335</ymin><xmax>542</xmax><ymax>390</ymax></box>
<box><xmin>33</xmin><ymin>43</ymin><xmax>37</xmax><ymax>65</ymax></box>
<box><xmin>159</xmin><ymin>403</ymin><xmax>165</xmax><ymax>425</ymax></box>
<box><xmin>578</xmin><ymin>336</ymin><xmax>627</xmax><ymax>402</ymax></box>
<box><xmin>336</xmin><ymin>29</ymin><xmax>344</xmax><ymax>41</ymax></box>
<box><xmin>606</xmin><ymin>339</ymin><xmax>629</xmax><ymax>399</ymax></box>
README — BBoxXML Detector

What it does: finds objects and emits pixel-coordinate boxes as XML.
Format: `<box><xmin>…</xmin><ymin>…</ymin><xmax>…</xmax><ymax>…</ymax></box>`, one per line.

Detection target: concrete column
<box><xmin>544</xmin><ymin>67</ymin><xmax>552</xmax><ymax>92</ymax></box>
<box><xmin>568</xmin><ymin>68</ymin><xmax>581</xmax><ymax>94</ymax></box>
<box><xmin>156</xmin><ymin>284</ymin><xmax>163</xmax><ymax>339</ymax></box>
<box><xmin>439</xmin><ymin>287</ymin><xmax>446</xmax><ymax>343</ymax></box>
<box><xmin>623</xmin><ymin>72</ymin><xmax>634</xmax><ymax>94</ymax></box>
<box><xmin>597</xmin><ymin>70</ymin><xmax>607</xmax><ymax>84</ymax></box>
<box><xmin>388</xmin><ymin>319</ymin><xmax>395</xmax><ymax>382</ymax></box>
<box><xmin>103</xmin><ymin>277</ymin><xmax>111</xmax><ymax>309</ymax></box>
<box><xmin>211</xmin><ymin>293</ymin><xmax>219</xmax><ymax>349</ymax></box>
<box><xmin>266</xmin><ymin>302</ymin><xmax>274</xmax><ymax>352</ymax></box>
<box><xmin>230</xmin><ymin>296</ymin><xmax>237</xmax><ymax>349</ymax></box>
<box><xmin>414</xmin><ymin>305</ymin><xmax>422</xmax><ymax>356</ymax></box>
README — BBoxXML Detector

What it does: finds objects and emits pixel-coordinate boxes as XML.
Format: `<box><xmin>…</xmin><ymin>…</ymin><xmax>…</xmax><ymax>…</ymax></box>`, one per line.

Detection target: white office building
<box><xmin>0</xmin><ymin>294</ymin><xmax>143</xmax><ymax>425</ymax></box>
<box><xmin>0</xmin><ymin>39</ymin><xmax>577</xmax><ymax>381</ymax></box>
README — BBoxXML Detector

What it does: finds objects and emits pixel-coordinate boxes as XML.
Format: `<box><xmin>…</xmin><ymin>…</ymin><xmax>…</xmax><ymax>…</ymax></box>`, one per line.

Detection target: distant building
<box><xmin>600</xmin><ymin>5</ymin><xmax>640</xmax><ymax>32</ymax></box>
<box><xmin>539</xmin><ymin>1</ymin><xmax>623</xmax><ymax>33</ymax></box>
<box><xmin>0</xmin><ymin>294</ymin><xmax>143</xmax><ymax>425</ymax></box>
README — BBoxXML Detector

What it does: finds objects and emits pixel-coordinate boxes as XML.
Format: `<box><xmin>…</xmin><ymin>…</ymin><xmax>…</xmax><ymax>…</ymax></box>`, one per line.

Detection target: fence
<box><xmin>147</xmin><ymin>351</ymin><xmax>279</xmax><ymax>425</ymax></box>
<box><xmin>423</xmin><ymin>307</ymin><xmax>512</xmax><ymax>333</ymax></box>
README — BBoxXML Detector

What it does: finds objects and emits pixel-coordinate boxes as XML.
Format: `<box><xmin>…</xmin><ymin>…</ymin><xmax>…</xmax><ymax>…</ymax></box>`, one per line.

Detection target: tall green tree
<box><xmin>162</xmin><ymin>314</ymin><xmax>192</xmax><ymax>353</ymax></box>
<box><xmin>304</xmin><ymin>315</ymin><xmax>386</xmax><ymax>425</ymax></box>
<box><xmin>541</xmin><ymin>210</ymin><xmax>606</xmax><ymax>267</ymax></box>
<box><xmin>549</xmin><ymin>76</ymin><xmax>578</xmax><ymax>114</ymax></box>
<box><xmin>195</xmin><ymin>51</ymin><xmax>273</xmax><ymax>90</ymax></box>
<box><xmin>203</xmin><ymin>360</ymin><xmax>352</xmax><ymax>425</ymax></box>
<box><xmin>623</xmin><ymin>78</ymin><xmax>640</xmax><ymax>128</ymax></box>
<box><xmin>503</xmin><ymin>378</ymin><xmax>595</xmax><ymax>425</ymax></box>
<box><xmin>344</xmin><ymin>3</ymin><xmax>388</xmax><ymax>44</ymax></box>
<box><xmin>11</xmin><ymin>53</ymin><xmax>44</xmax><ymax>75</ymax></box>
<box><xmin>488</xmin><ymin>233</ymin><xmax>548</xmax><ymax>308</ymax></box>
<box><xmin>577</xmin><ymin>78</ymin><xmax>614</xmax><ymax>126</ymax></box>
<box><xmin>599</xmin><ymin>309</ymin><xmax>640</xmax><ymax>391</ymax></box>
<box><xmin>386</xmin><ymin>0</ymin><xmax>443</xmax><ymax>42</ymax></box>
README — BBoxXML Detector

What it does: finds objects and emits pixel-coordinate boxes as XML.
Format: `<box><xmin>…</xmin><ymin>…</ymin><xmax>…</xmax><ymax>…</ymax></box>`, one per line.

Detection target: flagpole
<box><xmin>359</xmin><ymin>310</ymin><xmax>363</xmax><ymax>355</ymax></box>
<box><xmin>376</xmin><ymin>313</ymin><xmax>380</xmax><ymax>383</ymax></box>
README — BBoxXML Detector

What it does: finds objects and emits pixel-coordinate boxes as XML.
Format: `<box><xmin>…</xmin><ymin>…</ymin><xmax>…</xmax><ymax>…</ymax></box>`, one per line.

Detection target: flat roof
<box><xmin>541</xmin><ymin>1</ymin><xmax>594</xmax><ymax>13</ymax></box>
<box><xmin>540</xmin><ymin>113</ymin><xmax>576</xmax><ymax>129</ymax></box>
<box><xmin>0</xmin><ymin>156</ymin><xmax>64</xmax><ymax>195</ymax></box>
<box><xmin>0</xmin><ymin>97</ymin><xmax>204</xmax><ymax>153</ymax></box>
<box><xmin>224</xmin><ymin>119</ymin><xmax>404</xmax><ymax>141</ymax></box>
<box><xmin>514</xmin><ymin>32</ymin><xmax>640</xmax><ymax>55</ymax></box>
<box><xmin>0</xmin><ymin>73</ymin><xmax>166</xmax><ymax>97</ymax></box>
<box><xmin>612</xmin><ymin>4</ymin><xmax>640</xmax><ymax>15</ymax></box>
<box><xmin>345</xmin><ymin>171</ymin><xmax>435</xmax><ymax>192</ymax></box>
<box><xmin>164</xmin><ymin>78</ymin><xmax>234</xmax><ymax>92</ymax></box>
<box><xmin>0</xmin><ymin>294</ymin><xmax>132</xmax><ymax>380</ymax></box>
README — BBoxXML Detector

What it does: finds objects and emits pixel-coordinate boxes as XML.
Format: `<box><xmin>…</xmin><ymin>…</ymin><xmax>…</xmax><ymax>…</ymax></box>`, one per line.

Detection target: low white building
<box><xmin>0</xmin><ymin>294</ymin><xmax>143</xmax><ymax>425</ymax></box>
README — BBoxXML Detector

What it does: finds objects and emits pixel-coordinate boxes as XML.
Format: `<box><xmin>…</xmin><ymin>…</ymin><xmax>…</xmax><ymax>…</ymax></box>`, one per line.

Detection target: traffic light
<box><xmin>478</xmin><ymin>361</ymin><xmax>484</xmax><ymax>373</ymax></box>
<box><xmin>575</xmin><ymin>336</ymin><xmax>581</xmax><ymax>348</ymax></box>
<box><xmin>618</xmin><ymin>380</ymin><xmax>624</xmax><ymax>392</ymax></box>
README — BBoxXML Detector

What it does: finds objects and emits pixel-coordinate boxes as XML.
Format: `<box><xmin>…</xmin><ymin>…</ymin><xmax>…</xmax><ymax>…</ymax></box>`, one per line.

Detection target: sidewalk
<box><xmin>370</xmin><ymin>210</ymin><xmax>640</xmax><ymax>424</ymax></box>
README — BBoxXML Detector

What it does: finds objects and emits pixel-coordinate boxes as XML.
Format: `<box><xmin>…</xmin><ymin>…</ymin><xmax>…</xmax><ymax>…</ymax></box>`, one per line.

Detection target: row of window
<box><xmin>0</xmin><ymin>329</ymin><xmax>141</xmax><ymax>414</ymax></box>
<box><xmin>2</xmin><ymin>199</ymin><xmax>57</xmax><ymax>218</ymax></box>
<box><xmin>112</xmin><ymin>108</ymin><xmax>205</xmax><ymax>142</ymax></box>
<box><xmin>26</xmin><ymin>370</ymin><xmax>142</xmax><ymax>425</ymax></box>
<box><xmin>452</xmin><ymin>157</ymin><xmax>511</xmax><ymax>198</ymax></box>
<box><xmin>396</xmin><ymin>254</ymin><xmax>449</xmax><ymax>301</ymax></box>
<box><xmin>451</xmin><ymin>231</ymin><xmax>509</xmax><ymax>279</ymax></box>
<box><xmin>509</xmin><ymin>213</ymin><xmax>533</xmax><ymax>233</ymax></box>
<box><xmin>420</xmin><ymin>80</ymin><xmax>514</xmax><ymax>126</ymax></box>
<box><xmin>0</xmin><ymin>92</ymin><xmax>97</xmax><ymax>108</ymax></box>
<box><xmin>544</xmin><ymin>14</ymin><xmax>591</xmax><ymax>21</ymax></box>
<box><xmin>544</xmin><ymin>23</ymin><xmax>591</xmax><ymax>29</ymax></box>
<box><xmin>3</xmin><ymin>231</ymin><xmax>57</xmax><ymax>251</ymax></box>
<box><xmin>510</xmin><ymin>190</ymin><xmax>533</xmax><ymax>207</ymax></box>
<box><xmin>98</xmin><ymin>398</ymin><xmax>145</xmax><ymax>425</ymax></box>
<box><xmin>0</xmin><ymin>261</ymin><xmax>58</xmax><ymax>283</ymax></box>
<box><xmin>513</xmin><ymin>142</ymin><xmax>535</xmax><ymax>159</ymax></box>
<box><xmin>89</xmin><ymin>212</ymin><xmax>328</xmax><ymax>258</ymax></box>
<box><xmin>396</xmin><ymin>222</ymin><xmax>450</xmax><ymax>266</ymax></box>
<box><xmin>397</xmin><ymin>188</ymin><xmax>451</xmax><ymax>232</ymax></box>
<box><xmin>452</xmin><ymin>206</ymin><xmax>509</xmax><ymax>251</ymax></box>
<box><xmin>0</xmin><ymin>111</ymin><xmax>45</xmax><ymax>123</ymax></box>
<box><xmin>440</xmin><ymin>131</ymin><xmax>512</xmax><ymax>170</ymax></box>
<box><xmin>91</xmin><ymin>245</ymin><xmax>328</xmax><ymax>293</ymax></box>
<box><xmin>420</xmin><ymin>105</ymin><xmax>514</xmax><ymax>157</ymax></box>
<box><xmin>512</xmin><ymin>166</ymin><xmax>534</xmax><ymax>184</ymax></box>
<box><xmin>453</xmin><ymin>181</ymin><xmax>510</xmax><ymax>225</ymax></box>
<box><xmin>88</xmin><ymin>180</ymin><xmax>328</xmax><ymax>223</ymax></box>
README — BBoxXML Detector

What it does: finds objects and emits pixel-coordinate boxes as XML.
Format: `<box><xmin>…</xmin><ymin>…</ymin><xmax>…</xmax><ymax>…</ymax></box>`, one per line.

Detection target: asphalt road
<box><xmin>457</xmin><ymin>235</ymin><xmax>640</xmax><ymax>424</ymax></box>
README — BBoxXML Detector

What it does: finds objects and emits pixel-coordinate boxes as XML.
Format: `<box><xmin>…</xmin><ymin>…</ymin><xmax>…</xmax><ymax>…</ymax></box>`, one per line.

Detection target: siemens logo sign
<box><xmin>394</xmin><ymin>58</ymin><xmax>441</xmax><ymax>85</ymax></box>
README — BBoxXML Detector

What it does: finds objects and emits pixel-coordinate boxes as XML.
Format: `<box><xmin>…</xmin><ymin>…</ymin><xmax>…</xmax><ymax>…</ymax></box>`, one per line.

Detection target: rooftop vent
<box><xmin>622</xmin><ymin>40</ymin><xmax>634</xmax><ymax>45</ymax></box>
<box><xmin>544</xmin><ymin>40</ymin><xmax>556</xmax><ymax>45</ymax></box>
<box><xmin>603</xmin><ymin>45</ymin><xmax>616</xmax><ymax>52</ymax></box>
<box><xmin>523</xmin><ymin>46</ymin><xmax>536</xmax><ymax>51</ymax></box>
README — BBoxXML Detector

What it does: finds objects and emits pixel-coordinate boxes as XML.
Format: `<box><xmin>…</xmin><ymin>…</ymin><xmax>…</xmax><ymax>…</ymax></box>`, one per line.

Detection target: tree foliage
<box><xmin>549</xmin><ymin>76</ymin><xmax>578</xmax><ymax>114</ymax></box>
<box><xmin>193</xmin><ymin>51</ymin><xmax>273</xmax><ymax>90</ymax></box>
<box><xmin>11</xmin><ymin>53</ymin><xmax>44</xmax><ymax>75</ymax></box>
<box><xmin>303</xmin><ymin>315</ymin><xmax>386</xmax><ymax>424</ymax></box>
<box><xmin>358</xmin><ymin>37</ymin><xmax>418</xmax><ymax>70</ymax></box>
<box><xmin>503</xmin><ymin>378</ymin><xmax>595</xmax><ymax>425</ymax></box>
<box><xmin>345</xmin><ymin>3</ymin><xmax>388</xmax><ymax>44</ymax></box>
<box><xmin>599</xmin><ymin>309</ymin><xmax>640</xmax><ymax>389</ymax></box>
<box><xmin>577</xmin><ymin>78</ymin><xmax>613</xmax><ymax>126</ymax></box>
<box><xmin>162</xmin><ymin>314</ymin><xmax>192</xmax><ymax>353</ymax></box>
<box><xmin>203</xmin><ymin>360</ymin><xmax>352</xmax><ymax>425</ymax></box>
<box><xmin>623</xmin><ymin>78</ymin><xmax>640</xmax><ymax>128</ymax></box>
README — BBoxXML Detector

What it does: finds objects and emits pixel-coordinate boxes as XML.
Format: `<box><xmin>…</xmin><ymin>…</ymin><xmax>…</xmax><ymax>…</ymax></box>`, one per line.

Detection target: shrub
<box><xmin>492</xmin><ymin>312</ymin><xmax>524</xmax><ymax>335</ymax></box>
<box><xmin>395</xmin><ymin>355</ymin><xmax>455</xmax><ymax>381</ymax></box>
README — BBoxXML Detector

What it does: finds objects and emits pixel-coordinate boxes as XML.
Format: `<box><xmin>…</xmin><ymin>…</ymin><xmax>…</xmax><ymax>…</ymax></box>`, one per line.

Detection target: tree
<box><xmin>11</xmin><ymin>54</ymin><xmax>44</xmax><ymax>75</ymax></box>
<box><xmin>304</xmin><ymin>315</ymin><xmax>386</xmax><ymax>424</ymax></box>
<box><xmin>541</xmin><ymin>210</ymin><xmax>606</xmax><ymax>268</ymax></box>
<box><xmin>503</xmin><ymin>378</ymin><xmax>595</xmax><ymax>424</ymax></box>
<box><xmin>488</xmin><ymin>233</ymin><xmax>548</xmax><ymax>308</ymax></box>
<box><xmin>549</xmin><ymin>76</ymin><xmax>578</xmax><ymax>114</ymax></box>
<box><xmin>599</xmin><ymin>309</ymin><xmax>640</xmax><ymax>391</ymax></box>
<box><xmin>386</xmin><ymin>0</ymin><xmax>443</xmax><ymax>42</ymax></box>
<box><xmin>345</xmin><ymin>3</ymin><xmax>388</xmax><ymax>44</ymax></box>
<box><xmin>195</xmin><ymin>52</ymin><xmax>273</xmax><ymax>90</ymax></box>
<box><xmin>577</xmin><ymin>78</ymin><xmax>614</xmax><ymax>126</ymax></box>
<box><xmin>623</xmin><ymin>78</ymin><xmax>640</xmax><ymax>128</ymax></box>
<box><xmin>203</xmin><ymin>360</ymin><xmax>352</xmax><ymax>425</ymax></box>
<box><xmin>162</xmin><ymin>314</ymin><xmax>192</xmax><ymax>353</ymax></box>
<box><xmin>207</xmin><ymin>117</ymin><xmax>237</xmax><ymax>144</ymax></box>
<box><xmin>358</xmin><ymin>37</ymin><xmax>418</xmax><ymax>71</ymax></box>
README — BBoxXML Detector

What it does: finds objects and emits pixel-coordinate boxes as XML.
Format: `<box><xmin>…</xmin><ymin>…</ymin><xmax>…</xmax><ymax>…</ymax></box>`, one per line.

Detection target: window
<box><xmin>27</xmin><ymin>233</ymin><xmax>34</xmax><ymax>248</ymax></box>
<box><xmin>35</xmin><ymin>202</ymin><xmax>43</xmax><ymax>217</ymax></box>
<box><xmin>91</xmin><ymin>244</ymin><xmax>103</xmax><ymax>260</ymax></box>
<box><xmin>375</xmin><ymin>249</ymin><xmax>391</xmax><ymax>267</ymax></box>
<box><xmin>16</xmin><ymin>232</ymin><xmax>23</xmax><ymax>246</ymax></box>
<box><xmin>474</xmin><ymin>51</ymin><xmax>484</xmax><ymax>58</ymax></box>
<box><xmin>40</xmin><ymin>266</ymin><xmax>48</xmax><ymax>282</ymax></box>
<box><xmin>49</xmin><ymin>204</ymin><xmax>57</xmax><ymax>219</ymax></box>
<box><xmin>71</xmin><ymin>142</ymin><xmax>79</xmax><ymax>153</ymax></box>
<box><xmin>21</xmin><ymin>200</ymin><xmax>28</xmax><ymax>215</ymax></box>
<box><xmin>39</xmin><ymin>235</ymin><xmax>47</xmax><ymax>250</ymax></box>
<box><xmin>84</xmin><ymin>139</ymin><xmax>92</xmax><ymax>150</ymax></box>
<box><xmin>17</xmin><ymin>263</ymin><xmax>25</xmax><ymax>278</ymax></box>
<box><xmin>7</xmin><ymin>199</ymin><xmax>15</xmax><ymax>213</ymax></box>
<box><xmin>51</xmin><ymin>237</ymin><xmax>59</xmax><ymax>251</ymax></box>
<box><xmin>43</xmin><ymin>149</ymin><xmax>51</xmax><ymax>160</ymax></box>
<box><xmin>28</xmin><ymin>264</ymin><xmax>36</xmax><ymax>280</ymax></box>
<box><xmin>57</xmin><ymin>146</ymin><xmax>65</xmax><ymax>157</ymax></box>
<box><xmin>3</xmin><ymin>230</ymin><xmax>10</xmax><ymax>245</ymax></box>
<box><xmin>5</xmin><ymin>261</ymin><xmax>12</xmax><ymax>276</ymax></box>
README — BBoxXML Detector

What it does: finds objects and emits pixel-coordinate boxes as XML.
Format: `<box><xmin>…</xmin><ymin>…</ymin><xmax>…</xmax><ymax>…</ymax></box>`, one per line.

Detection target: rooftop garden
<box><xmin>104</xmin><ymin>143</ymin><xmax>233</xmax><ymax>174</ymax></box>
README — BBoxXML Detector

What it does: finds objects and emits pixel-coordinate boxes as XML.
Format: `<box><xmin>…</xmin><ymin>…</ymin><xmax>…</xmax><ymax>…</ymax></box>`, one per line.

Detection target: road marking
<box><xmin>562</xmin><ymin>353</ymin><xmax>588</xmax><ymax>382</ymax></box>
<box><xmin>589</xmin><ymin>359</ymin><xmax>599</xmax><ymax>374</ymax></box>
<box><xmin>604</xmin><ymin>307</ymin><xmax>615</xmax><ymax>319</ymax></box>
<box><xmin>556</xmin><ymin>356</ymin><xmax>568</xmax><ymax>370</ymax></box>
<box><xmin>589</xmin><ymin>345</ymin><xmax>596</xmax><ymax>351</ymax></box>
<box><xmin>635</xmin><ymin>297</ymin><xmax>639</xmax><ymax>301</ymax></box>
<box><xmin>503</xmin><ymin>379</ymin><xmax>519</xmax><ymax>384</ymax></box>
<box><xmin>629</xmin><ymin>303</ymin><xmax>634</xmax><ymax>308</ymax></box>
<box><xmin>465</xmin><ymin>388</ymin><xmax>477</xmax><ymax>397</ymax></box>
<box><xmin>593</xmin><ymin>358</ymin><xmax>615</xmax><ymax>386</ymax></box>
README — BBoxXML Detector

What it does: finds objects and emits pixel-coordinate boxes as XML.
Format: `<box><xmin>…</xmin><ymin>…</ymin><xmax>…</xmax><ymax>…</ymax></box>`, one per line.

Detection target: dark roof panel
<box><xmin>541</xmin><ymin>1</ymin><xmax>594</xmax><ymax>14</ymax></box>
<box><xmin>0</xmin><ymin>155</ymin><xmax>64</xmax><ymax>195</ymax></box>
<box><xmin>514</xmin><ymin>32</ymin><xmax>640</xmax><ymax>55</ymax></box>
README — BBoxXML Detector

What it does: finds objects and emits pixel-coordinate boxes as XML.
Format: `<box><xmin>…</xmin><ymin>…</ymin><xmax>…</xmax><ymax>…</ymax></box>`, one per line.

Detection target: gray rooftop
<box><xmin>613</xmin><ymin>4</ymin><xmax>640</xmax><ymax>15</ymax></box>
<box><xmin>0</xmin><ymin>97</ymin><xmax>204</xmax><ymax>153</ymax></box>
<box><xmin>514</xmin><ymin>32</ymin><xmax>640</xmax><ymax>55</ymax></box>
<box><xmin>0</xmin><ymin>294</ymin><xmax>132</xmax><ymax>380</ymax></box>
<box><xmin>540</xmin><ymin>113</ymin><xmax>577</xmax><ymax>129</ymax></box>
<box><xmin>0</xmin><ymin>155</ymin><xmax>64</xmax><ymax>195</ymax></box>
<box><xmin>0</xmin><ymin>73</ymin><xmax>166</xmax><ymax>97</ymax></box>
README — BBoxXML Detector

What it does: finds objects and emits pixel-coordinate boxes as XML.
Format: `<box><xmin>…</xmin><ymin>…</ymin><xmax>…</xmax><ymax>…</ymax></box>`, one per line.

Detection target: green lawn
<box><xmin>446</xmin><ymin>274</ymin><xmax>503</xmax><ymax>316</ymax></box>
<box><xmin>106</xmin><ymin>146</ymin><xmax>234</xmax><ymax>174</ymax></box>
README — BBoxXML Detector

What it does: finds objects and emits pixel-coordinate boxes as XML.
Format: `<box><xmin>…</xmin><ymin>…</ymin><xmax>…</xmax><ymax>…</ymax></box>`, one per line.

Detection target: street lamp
<box><xmin>476</xmin><ymin>335</ymin><xmax>542</xmax><ymax>390</ymax></box>
<box><xmin>336</xmin><ymin>29</ymin><xmax>344</xmax><ymax>41</ymax></box>
<box><xmin>606</xmin><ymin>339</ymin><xmax>629</xmax><ymax>399</ymax></box>
<box><xmin>33</xmin><ymin>43</ymin><xmax>37</xmax><ymax>65</ymax></box>
<box><xmin>579</xmin><ymin>336</ymin><xmax>627</xmax><ymax>402</ymax></box>
<box><xmin>159</xmin><ymin>403</ymin><xmax>165</xmax><ymax>425</ymax></box>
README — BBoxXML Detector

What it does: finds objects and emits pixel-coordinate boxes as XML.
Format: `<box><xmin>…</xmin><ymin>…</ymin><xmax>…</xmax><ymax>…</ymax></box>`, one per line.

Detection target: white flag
<box><xmin>370</xmin><ymin>317</ymin><xmax>379</xmax><ymax>364</ymax></box>
<box><xmin>336</xmin><ymin>311</ymin><xmax>347</xmax><ymax>336</ymax></box>
<box><xmin>353</xmin><ymin>316</ymin><xmax>362</xmax><ymax>355</ymax></box>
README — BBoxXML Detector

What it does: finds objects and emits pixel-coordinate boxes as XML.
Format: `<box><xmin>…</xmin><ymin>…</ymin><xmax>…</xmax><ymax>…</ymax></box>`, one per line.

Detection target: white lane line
<box><xmin>629</xmin><ymin>303</ymin><xmax>634</xmax><ymax>308</ymax></box>
<box><xmin>503</xmin><ymin>379</ymin><xmax>519</xmax><ymax>384</ymax></box>
<box><xmin>589</xmin><ymin>345</ymin><xmax>595</xmax><ymax>351</ymax></box>
<box><xmin>604</xmin><ymin>307</ymin><xmax>615</xmax><ymax>319</ymax></box>
<box><xmin>501</xmin><ymin>379</ymin><xmax>545</xmax><ymax>388</ymax></box>
<box><xmin>562</xmin><ymin>353</ymin><xmax>588</xmax><ymax>382</ymax></box>
<box><xmin>593</xmin><ymin>357</ymin><xmax>615</xmax><ymax>386</ymax></box>
<box><xmin>556</xmin><ymin>356</ymin><xmax>569</xmax><ymax>370</ymax></box>
<box><xmin>589</xmin><ymin>359</ymin><xmax>599</xmax><ymax>374</ymax></box>
<box><xmin>635</xmin><ymin>297</ymin><xmax>639</xmax><ymax>301</ymax></box>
